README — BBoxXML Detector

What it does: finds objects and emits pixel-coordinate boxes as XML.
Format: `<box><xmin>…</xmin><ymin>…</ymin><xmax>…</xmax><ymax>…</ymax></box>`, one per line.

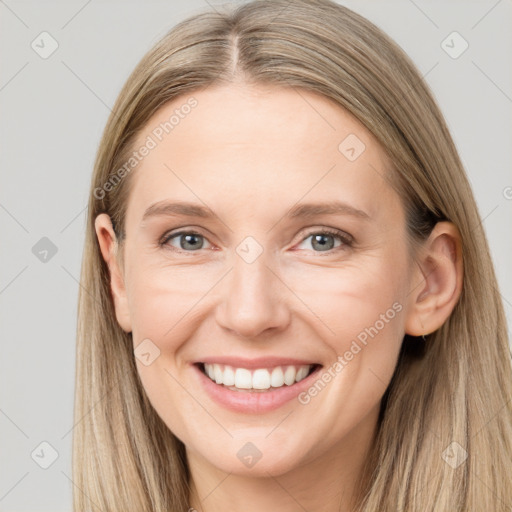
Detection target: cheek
<box><xmin>125</xmin><ymin>261</ymin><xmax>217</xmax><ymax>441</ymax></box>
<box><xmin>284</xmin><ymin>253</ymin><xmax>408</xmax><ymax>349</ymax></box>
<box><xmin>282</xmin><ymin>254</ymin><xmax>408</xmax><ymax>417</ymax></box>
<box><xmin>127</xmin><ymin>259</ymin><xmax>222</xmax><ymax>348</ymax></box>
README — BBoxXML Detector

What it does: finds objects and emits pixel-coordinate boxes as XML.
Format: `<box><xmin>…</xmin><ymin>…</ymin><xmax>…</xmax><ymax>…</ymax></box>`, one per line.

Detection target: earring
<box><xmin>422</xmin><ymin>333</ymin><xmax>427</xmax><ymax>341</ymax></box>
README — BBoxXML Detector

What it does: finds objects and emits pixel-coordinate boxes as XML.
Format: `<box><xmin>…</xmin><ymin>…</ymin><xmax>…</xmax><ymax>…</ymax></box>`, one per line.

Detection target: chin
<box><xmin>194</xmin><ymin>437</ymin><xmax>310</xmax><ymax>477</ymax></box>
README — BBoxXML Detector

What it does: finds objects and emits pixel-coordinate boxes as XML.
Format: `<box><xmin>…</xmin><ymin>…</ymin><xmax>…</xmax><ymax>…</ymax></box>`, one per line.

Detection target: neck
<box><xmin>187</xmin><ymin>404</ymin><xmax>379</xmax><ymax>512</ymax></box>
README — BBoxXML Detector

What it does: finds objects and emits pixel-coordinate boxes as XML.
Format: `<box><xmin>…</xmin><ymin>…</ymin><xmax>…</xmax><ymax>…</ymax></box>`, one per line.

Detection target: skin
<box><xmin>95</xmin><ymin>82</ymin><xmax>463</xmax><ymax>511</ymax></box>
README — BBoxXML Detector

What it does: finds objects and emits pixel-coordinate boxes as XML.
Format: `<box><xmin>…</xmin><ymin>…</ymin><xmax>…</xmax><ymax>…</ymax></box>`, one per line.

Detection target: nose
<box><xmin>215</xmin><ymin>253</ymin><xmax>291</xmax><ymax>340</ymax></box>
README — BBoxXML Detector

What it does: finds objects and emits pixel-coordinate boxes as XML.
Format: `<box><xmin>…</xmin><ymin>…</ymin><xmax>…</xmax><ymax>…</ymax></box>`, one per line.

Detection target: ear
<box><xmin>404</xmin><ymin>221</ymin><xmax>463</xmax><ymax>337</ymax></box>
<box><xmin>94</xmin><ymin>213</ymin><xmax>132</xmax><ymax>333</ymax></box>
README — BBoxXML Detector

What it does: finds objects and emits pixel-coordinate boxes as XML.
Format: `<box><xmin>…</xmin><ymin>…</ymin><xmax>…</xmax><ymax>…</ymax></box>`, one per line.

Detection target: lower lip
<box><xmin>192</xmin><ymin>364</ymin><xmax>322</xmax><ymax>414</ymax></box>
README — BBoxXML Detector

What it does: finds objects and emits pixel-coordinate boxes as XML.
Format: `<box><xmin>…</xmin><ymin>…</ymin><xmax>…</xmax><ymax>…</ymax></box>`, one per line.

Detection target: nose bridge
<box><xmin>215</xmin><ymin>240</ymin><xmax>290</xmax><ymax>338</ymax></box>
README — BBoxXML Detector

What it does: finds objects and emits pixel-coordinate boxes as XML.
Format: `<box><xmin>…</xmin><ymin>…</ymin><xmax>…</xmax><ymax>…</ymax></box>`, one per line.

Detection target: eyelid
<box><xmin>159</xmin><ymin>226</ymin><xmax>354</xmax><ymax>253</ymax></box>
<box><xmin>294</xmin><ymin>227</ymin><xmax>354</xmax><ymax>250</ymax></box>
<box><xmin>159</xmin><ymin>229</ymin><xmax>214</xmax><ymax>250</ymax></box>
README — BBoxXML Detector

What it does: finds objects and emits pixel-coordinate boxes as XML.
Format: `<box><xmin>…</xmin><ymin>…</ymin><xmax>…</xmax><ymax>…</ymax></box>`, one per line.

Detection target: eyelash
<box><xmin>158</xmin><ymin>227</ymin><xmax>354</xmax><ymax>255</ymax></box>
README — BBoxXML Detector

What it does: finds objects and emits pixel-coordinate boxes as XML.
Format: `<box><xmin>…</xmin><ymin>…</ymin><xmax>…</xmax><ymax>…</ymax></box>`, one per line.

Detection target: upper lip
<box><xmin>195</xmin><ymin>356</ymin><xmax>321</xmax><ymax>369</ymax></box>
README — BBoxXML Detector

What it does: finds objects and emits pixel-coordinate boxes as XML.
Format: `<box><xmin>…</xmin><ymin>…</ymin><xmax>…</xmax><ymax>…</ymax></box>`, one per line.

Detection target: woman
<box><xmin>73</xmin><ymin>0</ymin><xmax>512</xmax><ymax>510</ymax></box>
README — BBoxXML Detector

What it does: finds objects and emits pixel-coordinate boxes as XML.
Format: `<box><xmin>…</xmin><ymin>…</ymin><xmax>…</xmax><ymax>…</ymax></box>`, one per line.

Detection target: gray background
<box><xmin>1</xmin><ymin>1</ymin><xmax>511</xmax><ymax>510</ymax></box>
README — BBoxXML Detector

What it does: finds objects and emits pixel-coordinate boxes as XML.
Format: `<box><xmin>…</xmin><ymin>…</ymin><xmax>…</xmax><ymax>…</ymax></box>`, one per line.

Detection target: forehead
<box><xmin>124</xmin><ymin>83</ymin><xmax>400</xmax><ymax>227</ymax></box>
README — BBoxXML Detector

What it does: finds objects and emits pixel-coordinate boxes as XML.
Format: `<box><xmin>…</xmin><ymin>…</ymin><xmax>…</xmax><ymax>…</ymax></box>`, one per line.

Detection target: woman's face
<box><xmin>104</xmin><ymin>83</ymin><xmax>417</xmax><ymax>476</ymax></box>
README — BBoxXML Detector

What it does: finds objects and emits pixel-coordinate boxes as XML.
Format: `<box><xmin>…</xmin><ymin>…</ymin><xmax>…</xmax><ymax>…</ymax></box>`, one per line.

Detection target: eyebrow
<box><xmin>141</xmin><ymin>201</ymin><xmax>214</xmax><ymax>222</ymax></box>
<box><xmin>288</xmin><ymin>201</ymin><xmax>370</xmax><ymax>220</ymax></box>
<box><xmin>141</xmin><ymin>199</ymin><xmax>371</xmax><ymax>223</ymax></box>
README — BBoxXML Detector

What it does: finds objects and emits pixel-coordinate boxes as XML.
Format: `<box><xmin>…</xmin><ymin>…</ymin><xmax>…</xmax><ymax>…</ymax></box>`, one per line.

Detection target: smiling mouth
<box><xmin>197</xmin><ymin>362</ymin><xmax>322</xmax><ymax>392</ymax></box>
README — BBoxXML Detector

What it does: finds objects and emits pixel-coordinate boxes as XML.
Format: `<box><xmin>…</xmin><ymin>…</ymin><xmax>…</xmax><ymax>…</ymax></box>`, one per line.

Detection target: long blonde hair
<box><xmin>73</xmin><ymin>1</ymin><xmax>512</xmax><ymax>510</ymax></box>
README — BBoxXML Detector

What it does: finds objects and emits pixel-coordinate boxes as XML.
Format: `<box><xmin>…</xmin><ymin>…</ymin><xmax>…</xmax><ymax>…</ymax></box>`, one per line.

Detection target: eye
<box><xmin>160</xmin><ymin>231</ymin><xmax>213</xmax><ymax>252</ymax></box>
<box><xmin>295</xmin><ymin>229</ymin><xmax>352</xmax><ymax>253</ymax></box>
<box><xmin>159</xmin><ymin>227</ymin><xmax>353</xmax><ymax>254</ymax></box>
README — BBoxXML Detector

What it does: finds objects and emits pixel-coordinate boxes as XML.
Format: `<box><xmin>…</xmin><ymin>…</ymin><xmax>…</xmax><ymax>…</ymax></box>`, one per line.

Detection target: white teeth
<box><xmin>214</xmin><ymin>364</ymin><xmax>223</xmax><ymax>384</ymax></box>
<box><xmin>235</xmin><ymin>368</ymin><xmax>252</xmax><ymax>389</ymax></box>
<box><xmin>223</xmin><ymin>365</ymin><xmax>235</xmax><ymax>386</ymax></box>
<box><xmin>252</xmin><ymin>369</ymin><xmax>271</xmax><ymax>390</ymax></box>
<box><xmin>203</xmin><ymin>363</ymin><xmax>313</xmax><ymax>390</ymax></box>
<box><xmin>283</xmin><ymin>366</ymin><xmax>296</xmax><ymax>386</ymax></box>
<box><xmin>270</xmin><ymin>367</ymin><xmax>284</xmax><ymax>387</ymax></box>
<box><xmin>295</xmin><ymin>366</ymin><xmax>309</xmax><ymax>382</ymax></box>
